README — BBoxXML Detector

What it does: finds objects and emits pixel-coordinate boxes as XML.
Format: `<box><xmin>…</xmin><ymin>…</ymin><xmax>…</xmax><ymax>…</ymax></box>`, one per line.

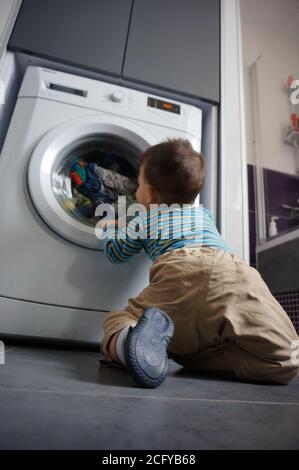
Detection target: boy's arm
<box><xmin>104</xmin><ymin>220</ymin><xmax>144</xmax><ymax>264</ymax></box>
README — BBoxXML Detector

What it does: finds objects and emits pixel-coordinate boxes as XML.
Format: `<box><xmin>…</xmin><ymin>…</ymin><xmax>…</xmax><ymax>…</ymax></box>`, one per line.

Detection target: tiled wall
<box><xmin>247</xmin><ymin>165</ymin><xmax>299</xmax><ymax>268</ymax></box>
<box><xmin>273</xmin><ymin>291</ymin><xmax>299</xmax><ymax>335</ymax></box>
<box><xmin>263</xmin><ymin>169</ymin><xmax>299</xmax><ymax>236</ymax></box>
<box><xmin>247</xmin><ymin>165</ymin><xmax>299</xmax><ymax>334</ymax></box>
<box><xmin>247</xmin><ymin>164</ymin><xmax>257</xmax><ymax>268</ymax></box>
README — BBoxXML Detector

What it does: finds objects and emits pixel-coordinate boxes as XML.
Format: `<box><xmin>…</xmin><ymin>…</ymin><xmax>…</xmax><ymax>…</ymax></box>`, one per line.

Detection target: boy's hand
<box><xmin>98</xmin><ymin>219</ymin><xmax>127</xmax><ymax>230</ymax></box>
<box><xmin>98</xmin><ymin>219</ymin><xmax>116</xmax><ymax>230</ymax></box>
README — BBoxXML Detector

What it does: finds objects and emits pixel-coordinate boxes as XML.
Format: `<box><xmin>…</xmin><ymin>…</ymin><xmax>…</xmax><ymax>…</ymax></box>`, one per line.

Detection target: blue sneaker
<box><xmin>125</xmin><ymin>307</ymin><xmax>174</xmax><ymax>388</ymax></box>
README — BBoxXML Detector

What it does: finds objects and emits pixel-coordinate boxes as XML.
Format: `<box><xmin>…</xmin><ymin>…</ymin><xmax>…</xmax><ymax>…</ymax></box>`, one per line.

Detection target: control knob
<box><xmin>111</xmin><ymin>91</ymin><xmax>125</xmax><ymax>103</ymax></box>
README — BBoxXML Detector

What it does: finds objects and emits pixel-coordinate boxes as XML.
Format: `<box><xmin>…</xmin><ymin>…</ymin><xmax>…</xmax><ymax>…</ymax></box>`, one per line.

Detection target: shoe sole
<box><xmin>125</xmin><ymin>307</ymin><xmax>174</xmax><ymax>389</ymax></box>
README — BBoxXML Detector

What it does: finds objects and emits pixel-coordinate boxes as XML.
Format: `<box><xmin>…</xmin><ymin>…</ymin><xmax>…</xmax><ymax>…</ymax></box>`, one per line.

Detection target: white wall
<box><xmin>241</xmin><ymin>0</ymin><xmax>299</xmax><ymax>174</ymax></box>
<box><xmin>220</xmin><ymin>0</ymin><xmax>249</xmax><ymax>261</ymax></box>
<box><xmin>255</xmin><ymin>26</ymin><xmax>299</xmax><ymax>174</ymax></box>
<box><xmin>0</xmin><ymin>0</ymin><xmax>22</xmax><ymax>68</ymax></box>
<box><xmin>0</xmin><ymin>0</ymin><xmax>16</xmax><ymax>43</ymax></box>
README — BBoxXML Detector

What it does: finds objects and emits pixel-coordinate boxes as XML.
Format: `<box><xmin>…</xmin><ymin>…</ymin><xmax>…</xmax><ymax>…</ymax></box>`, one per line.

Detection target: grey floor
<box><xmin>0</xmin><ymin>341</ymin><xmax>299</xmax><ymax>450</ymax></box>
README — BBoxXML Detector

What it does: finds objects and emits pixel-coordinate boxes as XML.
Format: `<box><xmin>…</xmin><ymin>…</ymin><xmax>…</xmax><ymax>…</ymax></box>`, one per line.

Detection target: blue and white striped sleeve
<box><xmin>104</xmin><ymin>216</ymin><xmax>144</xmax><ymax>264</ymax></box>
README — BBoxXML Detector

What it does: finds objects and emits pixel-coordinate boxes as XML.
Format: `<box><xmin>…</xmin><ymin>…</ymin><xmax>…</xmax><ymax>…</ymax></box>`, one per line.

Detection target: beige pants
<box><xmin>102</xmin><ymin>247</ymin><xmax>299</xmax><ymax>384</ymax></box>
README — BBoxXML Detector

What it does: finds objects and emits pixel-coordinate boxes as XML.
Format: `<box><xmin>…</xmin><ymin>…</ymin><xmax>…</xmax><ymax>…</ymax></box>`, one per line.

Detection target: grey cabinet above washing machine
<box><xmin>8</xmin><ymin>0</ymin><xmax>133</xmax><ymax>78</ymax></box>
<box><xmin>123</xmin><ymin>0</ymin><xmax>220</xmax><ymax>103</ymax></box>
<box><xmin>8</xmin><ymin>0</ymin><xmax>220</xmax><ymax>103</ymax></box>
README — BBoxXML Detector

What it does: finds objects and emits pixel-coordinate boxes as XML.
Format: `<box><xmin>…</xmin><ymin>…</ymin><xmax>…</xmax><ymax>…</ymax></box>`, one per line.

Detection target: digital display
<box><xmin>148</xmin><ymin>97</ymin><xmax>180</xmax><ymax>115</ymax></box>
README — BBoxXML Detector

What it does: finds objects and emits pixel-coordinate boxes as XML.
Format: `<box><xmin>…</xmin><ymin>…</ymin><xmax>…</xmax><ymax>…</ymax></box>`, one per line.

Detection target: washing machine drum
<box><xmin>28</xmin><ymin>115</ymin><xmax>157</xmax><ymax>249</ymax></box>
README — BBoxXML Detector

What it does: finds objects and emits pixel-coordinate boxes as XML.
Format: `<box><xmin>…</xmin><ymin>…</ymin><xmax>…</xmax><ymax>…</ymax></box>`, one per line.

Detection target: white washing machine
<box><xmin>0</xmin><ymin>66</ymin><xmax>203</xmax><ymax>344</ymax></box>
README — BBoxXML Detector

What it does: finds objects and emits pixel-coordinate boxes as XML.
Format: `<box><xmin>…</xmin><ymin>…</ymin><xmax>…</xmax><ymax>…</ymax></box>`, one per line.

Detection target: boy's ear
<box><xmin>148</xmin><ymin>185</ymin><xmax>160</xmax><ymax>204</ymax></box>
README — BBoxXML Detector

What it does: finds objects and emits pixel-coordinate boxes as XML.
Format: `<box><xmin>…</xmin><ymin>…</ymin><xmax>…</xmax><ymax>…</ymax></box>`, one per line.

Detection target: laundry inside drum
<box><xmin>51</xmin><ymin>134</ymin><xmax>140</xmax><ymax>227</ymax></box>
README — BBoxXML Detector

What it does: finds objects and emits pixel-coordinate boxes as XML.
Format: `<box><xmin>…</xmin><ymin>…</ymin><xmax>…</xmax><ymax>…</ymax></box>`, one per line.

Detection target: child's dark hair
<box><xmin>140</xmin><ymin>139</ymin><xmax>205</xmax><ymax>204</ymax></box>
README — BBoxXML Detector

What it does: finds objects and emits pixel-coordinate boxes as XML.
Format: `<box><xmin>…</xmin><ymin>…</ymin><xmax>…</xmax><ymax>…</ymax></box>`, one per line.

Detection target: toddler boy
<box><xmin>100</xmin><ymin>139</ymin><xmax>299</xmax><ymax>388</ymax></box>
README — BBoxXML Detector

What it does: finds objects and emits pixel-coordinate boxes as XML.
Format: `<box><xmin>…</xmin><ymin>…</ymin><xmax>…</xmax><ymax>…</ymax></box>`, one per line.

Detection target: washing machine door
<box><xmin>28</xmin><ymin>115</ymin><xmax>158</xmax><ymax>249</ymax></box>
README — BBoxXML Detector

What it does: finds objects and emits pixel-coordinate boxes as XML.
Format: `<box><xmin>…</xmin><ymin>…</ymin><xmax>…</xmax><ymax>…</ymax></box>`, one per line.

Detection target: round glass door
<box><xmin>52</xmin><ymin>134</ymin><xmax>139</xmax><ymax>227</ymax></box>
<box><xmin>28</xmin><ymin>115</ymin><xmax>157</xmax><ymax>249</ymax></box>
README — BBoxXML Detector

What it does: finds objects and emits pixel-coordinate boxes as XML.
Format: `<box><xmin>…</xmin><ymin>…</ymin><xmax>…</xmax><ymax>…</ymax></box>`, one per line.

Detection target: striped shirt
<box><xmin>104</xmin><ymin>206</ymin><xmax>230</xmax><ymax>264</ymax></box>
